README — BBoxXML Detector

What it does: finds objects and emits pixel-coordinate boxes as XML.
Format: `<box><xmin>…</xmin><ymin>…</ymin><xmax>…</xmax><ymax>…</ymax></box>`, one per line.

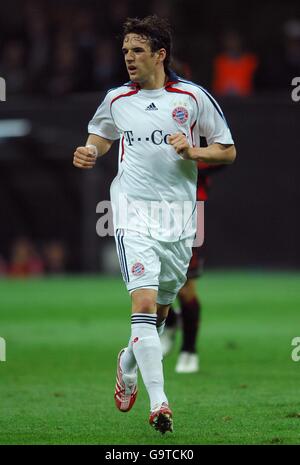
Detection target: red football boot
<box><xmin>149</xmin><ymin>402</ymin><xmax>173</xmax><ymax>434</ymax></box>
<box><xmin>114</xmin><ymin>348</ymin><xmax>138</xmax><ymax>412</ymax></box>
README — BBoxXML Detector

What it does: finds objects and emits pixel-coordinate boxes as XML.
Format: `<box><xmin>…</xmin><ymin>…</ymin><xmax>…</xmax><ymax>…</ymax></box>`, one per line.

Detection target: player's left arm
<box><xmin>169</xmin><ymin>88</ymin><xmax>237</xmax><ymax>164</ymax></box>
<box><xmin>168</xmin><ymin>134</ymin><xmax>236</xmax><ymax>164</ymax></box>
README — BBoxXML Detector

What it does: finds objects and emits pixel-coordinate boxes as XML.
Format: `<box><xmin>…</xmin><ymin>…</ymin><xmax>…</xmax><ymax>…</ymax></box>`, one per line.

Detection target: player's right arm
<box><xmin>73</xmin><ymin>134</ymin><xmax>113</xmax><ymax>169</ymax></box>
<box><xmin>73</xmin><ymin>88</ymin><xmax>121</xmax><ymax>169</ymax></box>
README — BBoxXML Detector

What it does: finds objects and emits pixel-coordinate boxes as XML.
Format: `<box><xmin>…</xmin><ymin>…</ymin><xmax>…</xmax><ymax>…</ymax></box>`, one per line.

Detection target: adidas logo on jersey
<box><xmin>145</xmin><ymin>103</ymin><xmax>158</xmax><ymax>111</ymax></box>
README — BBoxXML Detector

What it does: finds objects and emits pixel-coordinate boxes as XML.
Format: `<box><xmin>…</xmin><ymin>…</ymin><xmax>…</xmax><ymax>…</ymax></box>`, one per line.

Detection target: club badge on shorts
<box><xmin>131</xmin><ymin>262</ymin><xmax>145</xmax><ymax>277</ymax></box>
<box><xmin>172</xmin><ymin>106</ymin><xmax>189</xmax><ymax>125</ymax></box>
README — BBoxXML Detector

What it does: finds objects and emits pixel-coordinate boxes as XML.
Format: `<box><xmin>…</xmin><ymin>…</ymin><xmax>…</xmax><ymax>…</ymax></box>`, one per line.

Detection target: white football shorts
<box><xmin>114</xmin><ymin>229</ymin><xmax>193</xmax><ymax>305</ymax></box>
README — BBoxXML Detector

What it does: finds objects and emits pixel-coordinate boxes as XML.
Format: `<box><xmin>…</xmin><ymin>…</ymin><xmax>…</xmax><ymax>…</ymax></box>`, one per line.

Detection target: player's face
<box><xmin>122</xmin><ymin>34</ymin><xmax>161</xmax><ymax>83</ymax></box>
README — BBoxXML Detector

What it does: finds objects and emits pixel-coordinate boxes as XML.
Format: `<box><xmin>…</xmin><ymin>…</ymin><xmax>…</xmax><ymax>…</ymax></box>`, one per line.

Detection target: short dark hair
<box><xmin>122</xmin><ymin>15</ymin><xmax>172</xmax><ymax>73</ymax></box>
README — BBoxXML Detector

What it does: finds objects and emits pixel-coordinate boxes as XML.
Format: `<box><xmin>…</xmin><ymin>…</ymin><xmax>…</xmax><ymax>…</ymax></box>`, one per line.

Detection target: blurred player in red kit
<box><xmin>161</xmin><ymin>144</ymin><xmax>226</xmax><ymax>373</ymax></box>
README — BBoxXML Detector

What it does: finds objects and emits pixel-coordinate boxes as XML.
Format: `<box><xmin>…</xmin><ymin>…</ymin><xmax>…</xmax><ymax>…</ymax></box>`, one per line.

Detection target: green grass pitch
<box><xmin>0</xmin><ymin>271</ymin><xmax>300</xmax><ymax>445</ymax></box>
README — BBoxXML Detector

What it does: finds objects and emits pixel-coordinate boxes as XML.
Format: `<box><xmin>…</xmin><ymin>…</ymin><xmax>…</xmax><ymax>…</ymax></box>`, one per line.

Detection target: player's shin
<box><xmin>131</xmin><ymin>313</ymin><xmax>168</xmax><ymax>411</ymax></box>
<box><xmin>180</xmin><ymin>297</ymin><xmax>201</xmax><ymax>353</ymax></box>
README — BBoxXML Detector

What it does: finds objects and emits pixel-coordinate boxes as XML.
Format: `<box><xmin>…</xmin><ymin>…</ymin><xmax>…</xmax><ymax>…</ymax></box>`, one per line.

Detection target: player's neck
<box><xmin>139</xmin><ymin>69</ymin><xmax>167</xmax><ymax>90</ymax></box>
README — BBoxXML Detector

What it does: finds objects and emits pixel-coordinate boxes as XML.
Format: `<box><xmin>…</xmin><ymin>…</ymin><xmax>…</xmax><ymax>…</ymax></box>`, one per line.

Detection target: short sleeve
<box><xmin>197</xmin><ymin>88</ymin><xmax>234</xmax><ymax>146</ymax></box>
<box><xmin>88</xmin><ymin>92</ymin><xmax>120</xmax><ymax>141</ymax></box>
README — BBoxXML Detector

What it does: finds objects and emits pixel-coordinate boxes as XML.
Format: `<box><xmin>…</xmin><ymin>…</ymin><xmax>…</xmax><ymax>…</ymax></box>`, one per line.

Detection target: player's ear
<box><xmin>157</xmin><ymin>48</ymin><xmax>166</xmax><ymax>64</ymax></box>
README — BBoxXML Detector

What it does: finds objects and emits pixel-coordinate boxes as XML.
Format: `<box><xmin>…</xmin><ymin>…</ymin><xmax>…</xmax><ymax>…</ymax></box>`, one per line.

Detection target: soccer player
<box><xmin>73</xmin><ymin>15</ymin><xmax>236</xmax><ymax>434</ymax></box>
<box><xmin>161</xmin><ymin>161</ymin><xmax>227</xmax><ymax>373</ymax></box>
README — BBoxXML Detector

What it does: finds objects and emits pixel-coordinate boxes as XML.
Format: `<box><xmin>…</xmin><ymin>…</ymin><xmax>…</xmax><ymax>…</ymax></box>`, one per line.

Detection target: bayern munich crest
<box><xmin>131</xmin><ymin>262</ymin><xmax>145</xmax><ymax>277</ymax></box>
<box><xmin>172</xmin><ymin>106</ymin><xmax>189</xmax><ymax>125</ymax></box>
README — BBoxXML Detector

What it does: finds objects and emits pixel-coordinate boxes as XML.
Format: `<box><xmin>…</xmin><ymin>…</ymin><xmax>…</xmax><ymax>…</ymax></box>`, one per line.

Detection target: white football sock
<box><xmin>120</xmin><ymin>337</ymin><xmax>137</xmax><ymax>374</ymax></box>
<box><xmin>157</xmin><ymin>318</ymin><xmax>166</xmax><ymax>336</ymax></box>
<box><xmin>131</xmin><ymin>313</ymin><xmax>168</xmax><ymax>411</ymax></box>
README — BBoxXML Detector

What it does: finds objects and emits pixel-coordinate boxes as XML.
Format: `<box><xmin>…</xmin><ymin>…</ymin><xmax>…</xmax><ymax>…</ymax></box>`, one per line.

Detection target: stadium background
<box><xmin>0</xmin><ymin>0</ymin><xmax>300</xmax><ymax>446</ymax></box>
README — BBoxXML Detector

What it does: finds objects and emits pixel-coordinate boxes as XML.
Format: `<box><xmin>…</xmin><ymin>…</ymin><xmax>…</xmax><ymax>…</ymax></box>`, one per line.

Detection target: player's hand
<box><xmin>73</xmin><ymin>146</ymin><xmax>97</xmax><ymax>169</ymax></box>
<box><xmin>168</xmin><ymin>133</ymin><xmax>196</xmax><ymax>160</ymax></box>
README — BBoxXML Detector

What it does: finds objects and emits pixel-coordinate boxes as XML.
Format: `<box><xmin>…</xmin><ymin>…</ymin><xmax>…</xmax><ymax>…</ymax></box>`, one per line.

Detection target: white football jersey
<box><xmin>88</xmin><ymin>71</ymin><xmax>234</xmax><ymax>241</ymax></box>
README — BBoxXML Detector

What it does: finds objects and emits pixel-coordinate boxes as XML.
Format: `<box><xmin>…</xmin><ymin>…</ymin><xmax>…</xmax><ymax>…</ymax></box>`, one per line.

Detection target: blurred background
<box><xmin>0</xmin><ymin>0</ymin><xmax>300</xmax><ymax>276</ymax></box>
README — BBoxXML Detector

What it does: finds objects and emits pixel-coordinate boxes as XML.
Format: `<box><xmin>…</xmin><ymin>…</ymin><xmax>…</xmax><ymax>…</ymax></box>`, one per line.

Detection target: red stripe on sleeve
<box><xmin>111</xmin><ymin>89</ymin><xmax>139</xmax><ymax>107</ymax></box>
<box><xmin>165</xmin><ymin>86</ymin><xmax>198</xmax><ymax>104</ymax></box>
<box><xmin>121</xmin><ymin>135</ymin><xmax>125</xmax><ymax>161</ymax></box>
<box><xmin>190</xmin><ymin>120</ymin><xmax>197</xmax><ymax>146</ymax></box>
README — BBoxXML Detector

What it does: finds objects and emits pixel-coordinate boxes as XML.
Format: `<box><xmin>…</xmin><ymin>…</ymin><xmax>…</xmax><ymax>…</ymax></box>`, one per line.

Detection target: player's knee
<box><xmin>132</xmin><ymin>296</ymin><xmax>156</xmax><ymax>313</ymax></box>
<box><xmin>178</xmin><ymin>280</ymin><xmax>197</xmax><ymax>303</ymax></box>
